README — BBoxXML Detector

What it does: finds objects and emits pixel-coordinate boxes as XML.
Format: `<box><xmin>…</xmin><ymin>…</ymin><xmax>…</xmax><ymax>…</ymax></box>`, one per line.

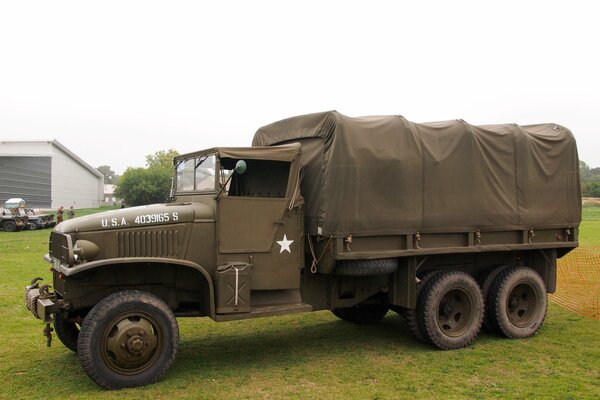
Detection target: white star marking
<box><xmin>276</xmin><ymin>234</ymin><xmax>294</xmax><ymax>254</ymax></box>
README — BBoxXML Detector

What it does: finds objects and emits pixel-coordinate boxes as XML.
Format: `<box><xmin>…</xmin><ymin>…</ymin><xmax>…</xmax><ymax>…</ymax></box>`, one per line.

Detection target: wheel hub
<box><xmin>126</xmin><ymin>331</ymin><xmax>148</xmax><ymax>356</ymax></box>
<box><xmin>507</xmin><ymin>283</ymin><xmax>537</xmax><ymax>327</ymax></box>
<box><xmin>437</xmin><ymin>288</ymin><xmax>473</xmax><ymax>337</ymax></box>
<box><xmin>103</xmin><ymin>315</ymin><xmax>159</xmax><ymax>374</ymax></box>
<box><xmin>441</xmin><ymin>302</ymin><xmax>454</xmax><ymax>317</ymax></box>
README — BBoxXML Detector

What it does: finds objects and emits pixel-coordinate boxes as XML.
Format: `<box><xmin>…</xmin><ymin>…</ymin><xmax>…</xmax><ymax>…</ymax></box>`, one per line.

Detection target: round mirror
<box><xmin>235</xmin><ymin>160</ymin><xmax>247</xmax><ymax>175</ymax></box>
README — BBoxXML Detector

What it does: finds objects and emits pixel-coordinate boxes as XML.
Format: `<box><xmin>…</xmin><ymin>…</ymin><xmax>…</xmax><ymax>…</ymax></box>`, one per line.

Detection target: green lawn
<box><xmin>580</xmin><ymin>206</ymin><xmax>600</xmax><ymax>246</ymax></box>
<box><xmin>0</xmin><ymin>207</ymin><xmax>598</xmax><ymax>399</ymax></box>
<box><xmin>582</xmin><ymin>205</ymin><xmax>600</xmax><ymax>221</ymax></box>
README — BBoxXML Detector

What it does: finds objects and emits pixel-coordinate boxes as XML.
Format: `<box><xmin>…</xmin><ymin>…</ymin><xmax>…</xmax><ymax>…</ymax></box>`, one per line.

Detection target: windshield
<box><xmin>176</xmin><ymin>154</ymin><xmax>216</xmax><ymax>192</ymax></box>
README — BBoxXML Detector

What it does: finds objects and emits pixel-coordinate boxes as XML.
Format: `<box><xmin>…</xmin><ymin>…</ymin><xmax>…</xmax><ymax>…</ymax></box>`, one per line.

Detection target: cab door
<box><xmin>216</xmin><ymin>158</ymin><xmax>303</xmax><ymax>291</ymax></box>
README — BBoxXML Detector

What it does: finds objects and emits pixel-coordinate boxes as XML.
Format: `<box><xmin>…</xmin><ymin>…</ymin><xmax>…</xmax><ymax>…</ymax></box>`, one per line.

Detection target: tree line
<box><xmin>97</xmin><ymin>156</ymin><xmax>600</xmax><ymax>207</ymax></box>
<box><xmin>580</xmin><ymin>161</ymin><xmax>600</xmax><ymax>197</ymax></box>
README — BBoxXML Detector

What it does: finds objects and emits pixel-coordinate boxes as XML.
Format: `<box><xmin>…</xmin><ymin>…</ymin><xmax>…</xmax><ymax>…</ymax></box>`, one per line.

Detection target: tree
<box><xmin>588</xmin><ymin>182</ymin><xmax>600</xmax><ymax>198</ymax></box>
<box><xmin>114</xmin><ymin>149</ymin><xmax>179</xmax><ymax>206</ymax></box>
<box><xmin>114</xmin><ymin>167</ymin><xmax>172</xmax><ymax>206</ymax></box>
<box><xmin>145</xmin><ymin>149</ymin><xmax>180</xmax><ymax>169</ymax></box>
<box><xmin>580</xmin><ymin>160</ymin><xmax>600</xmax><ymax>197</ymax></box>
<box><xmin>97</xmin><ymin>165</ymin><xmax>116</xmax><ymax>184</ymax></box>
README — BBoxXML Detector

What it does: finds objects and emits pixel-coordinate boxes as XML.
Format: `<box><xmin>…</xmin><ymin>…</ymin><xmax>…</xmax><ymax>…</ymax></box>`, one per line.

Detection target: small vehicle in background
<box><xmin>2</xmin><ymin>198</ymin><xmax>56</xmax><ymax>230</ymax></box>
<box><xmin>20</xmin><ymin>208</ymin><xmax>56</xmax><ymax>230</ymax></box>
<box><xmin>0</xmin><ymin>207</ymin><xmax>28</xmax><ymax>232</ymax></box>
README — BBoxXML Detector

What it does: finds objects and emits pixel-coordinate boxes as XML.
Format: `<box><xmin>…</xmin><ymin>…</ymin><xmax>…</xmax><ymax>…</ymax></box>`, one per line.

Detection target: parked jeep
<box><xmin>3</xmin><ymin>199</ymin><xmax>56</xmax><ymax>230</ymax></box>
<box><xmin>1</xmin><ymin>207</ymin><xmax>27</xmax><ymax>232</ymax></box>
<box><xmin>21</xmin><ymin>208</ymin><xmax>56</xmax><ymax>230</ymax></box>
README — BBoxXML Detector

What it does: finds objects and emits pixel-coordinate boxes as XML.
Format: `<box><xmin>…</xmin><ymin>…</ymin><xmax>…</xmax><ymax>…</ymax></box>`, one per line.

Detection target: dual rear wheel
<box><xmin>333</xmin><ymin>266</ymin><xmax>548</xmax><ymax>350</ymax></box>
<box><xmin>411</xmin><ymin>266</ymin><xmax>547</xmax><ymax>349</ymax></box>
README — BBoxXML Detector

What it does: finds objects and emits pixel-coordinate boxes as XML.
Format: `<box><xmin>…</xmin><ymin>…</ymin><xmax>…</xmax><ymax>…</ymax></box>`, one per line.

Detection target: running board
<box><xmin>214</xmin><ymin>303</ymin><xmax>313</xmax><ymax>322</ymax></box>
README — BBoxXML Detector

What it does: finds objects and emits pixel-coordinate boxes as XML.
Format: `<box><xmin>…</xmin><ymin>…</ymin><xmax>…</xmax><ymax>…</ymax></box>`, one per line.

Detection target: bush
<box><xmin>115</xmin><ymin>167</ymin><xmax>172</xmax><ymax>206</ymax></box>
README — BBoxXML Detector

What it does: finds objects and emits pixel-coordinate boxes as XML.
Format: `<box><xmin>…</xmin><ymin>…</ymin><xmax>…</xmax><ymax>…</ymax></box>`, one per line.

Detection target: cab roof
<box><xmin>174</xmin><ymin>143</ymin><xmax>301</xmax><ymax>165</ymax></box>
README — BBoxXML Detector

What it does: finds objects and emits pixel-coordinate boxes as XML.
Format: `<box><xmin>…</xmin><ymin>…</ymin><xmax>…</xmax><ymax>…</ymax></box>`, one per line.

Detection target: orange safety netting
<box><xmin>549</xmin><ymin>246</ymin><xmax>600</xmax><ymax>320</ymax></box>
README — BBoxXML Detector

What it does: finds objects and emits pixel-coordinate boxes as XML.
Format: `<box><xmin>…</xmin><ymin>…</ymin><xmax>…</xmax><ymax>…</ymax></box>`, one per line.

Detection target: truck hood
<box><xmin>54</xmin><ymin>203</ymin><xmax>211</xmax><ymax>234</ymax></box>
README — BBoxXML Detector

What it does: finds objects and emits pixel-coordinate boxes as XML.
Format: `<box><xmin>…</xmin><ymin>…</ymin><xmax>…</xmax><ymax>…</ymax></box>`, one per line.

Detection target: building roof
<box><xmin>0</xmin><ymin>139</ymin><xmax>103</xmax><ymax>179</ymax></box>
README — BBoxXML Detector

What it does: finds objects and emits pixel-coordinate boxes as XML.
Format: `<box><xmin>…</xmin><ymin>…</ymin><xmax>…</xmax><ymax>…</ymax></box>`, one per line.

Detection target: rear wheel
<box><xmin>487</xmin><ymin>267</ymin><xmax>547</xmax><ymax>338</ymax></box>
<box><xmin>478</xmin><ymin>265</ymin><xmax>511</xmax><ymax>332</ymax></box>
<box><xmin>29</xmin><ymin>221</ymin><xmax>38</xmax><ymax>230</ymax></box>
<box><xmin>402</xmin><ymin>270</ymin><xmax>440</xmax><ymax>342</ymax></box>
<box><xmin>417</xmin><ymin>271</ymin><xmax>483</xmax><ymax>350</ymax></box>
<box><xmin>332</xmin><ymin>303</ymin><xmax>389</xmax><ymax>324</ymax></box>
<box><xmin>78</xmin><ymin>290</ymin><xmax>179</xmax><ymax>389</ymax></box>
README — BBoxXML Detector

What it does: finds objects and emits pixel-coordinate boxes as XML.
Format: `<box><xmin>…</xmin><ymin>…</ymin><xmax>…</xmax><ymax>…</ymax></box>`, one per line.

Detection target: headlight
<box><xmin>73</xmin><ymin>240</ymin><xmax>100</xmax><ymax>262</ymax></box>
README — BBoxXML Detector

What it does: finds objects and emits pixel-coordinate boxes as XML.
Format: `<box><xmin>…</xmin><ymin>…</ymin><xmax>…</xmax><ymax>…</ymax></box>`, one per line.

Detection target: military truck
<box><xmin>25</xmin><ymin>111</ymin><xmax>581</xmax><ymax>389</ymax></box>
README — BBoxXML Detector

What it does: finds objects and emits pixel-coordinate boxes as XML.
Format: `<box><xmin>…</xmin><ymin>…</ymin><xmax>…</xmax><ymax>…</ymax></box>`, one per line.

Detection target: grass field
<box><xmin>580</xmin><ymin>206</ymin><xmax>600</xmax><ymax>246</ymax></box>
<box><xmin>1</xmin><ymin>207</ymin><xmax>599</xmax><ymax>399</ymax></box>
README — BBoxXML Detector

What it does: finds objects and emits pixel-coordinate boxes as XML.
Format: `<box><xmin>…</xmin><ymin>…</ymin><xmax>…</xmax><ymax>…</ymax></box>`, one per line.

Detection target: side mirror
<box><xmin>235</xmin><ymin>160</ymin><xmax>247</xmax><ymax>175</ymax></box>
<box><xmin>214</xmin><ymin>160</ymin><xmax>247</xmax><ymax>200</ymax></box>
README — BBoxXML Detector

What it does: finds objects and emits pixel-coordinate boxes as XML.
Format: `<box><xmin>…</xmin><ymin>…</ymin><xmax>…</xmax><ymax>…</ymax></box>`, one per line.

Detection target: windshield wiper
<box><xmin>195</xmin><ymin>156</ymin><xmax>208</xmax><ymax>170</ymax></box>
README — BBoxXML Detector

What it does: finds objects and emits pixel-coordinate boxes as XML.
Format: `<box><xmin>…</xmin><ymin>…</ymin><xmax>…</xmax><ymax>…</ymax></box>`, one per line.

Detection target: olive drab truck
<box><xmin>25</xmin><ymin>111</ymin><xmax>581</xmax><ymax>389</ymax></box>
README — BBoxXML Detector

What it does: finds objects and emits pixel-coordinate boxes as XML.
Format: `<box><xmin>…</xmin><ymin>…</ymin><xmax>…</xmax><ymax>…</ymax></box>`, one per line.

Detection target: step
<box><xmin>214</xmin><ymin>302</ymin><xmax>313</xmax><ymax>322</ymax></box>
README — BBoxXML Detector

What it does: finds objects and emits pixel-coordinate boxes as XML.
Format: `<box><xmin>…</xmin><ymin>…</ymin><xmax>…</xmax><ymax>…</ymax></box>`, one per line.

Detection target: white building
<box><xmin>0</xmin><ymin>140</ymin><xmax>104</xmax><ymax>209</ymax></box>
<box><xmin>102</xmin><ymin>184</ymin><xmax>121</xmax><ymax>205</ymax></box>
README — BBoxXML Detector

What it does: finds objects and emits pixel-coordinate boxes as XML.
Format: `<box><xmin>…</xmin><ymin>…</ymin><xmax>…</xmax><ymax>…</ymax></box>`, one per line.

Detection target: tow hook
<box><xmin>43</xmin><ymin>323</ymin><xmax>54</xmax><ymax>347</ymax></box>
<box><xmin>39</xmin><ymin>284</ymin><xmax>53</xmax><ymax>299</ymax></box>
<box><xmin>39</xmin><ymin>284</ymin><xmax>56</xmax><ymax>347</ymax></box>
<box><xmin>30</xmin><ymin>277</ymin><xmax>43</xmax><ymax>286</ymax></box>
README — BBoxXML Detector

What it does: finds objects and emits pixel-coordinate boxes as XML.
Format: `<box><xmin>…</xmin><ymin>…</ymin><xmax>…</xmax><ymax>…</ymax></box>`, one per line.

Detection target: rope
<box><xmin>307</xmin><ymin>235</ymin><xmax>332</xmax><ymax>274</ymax></box>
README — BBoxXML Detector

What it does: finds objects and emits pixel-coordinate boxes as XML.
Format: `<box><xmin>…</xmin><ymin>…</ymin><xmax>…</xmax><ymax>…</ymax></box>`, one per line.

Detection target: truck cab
<box><xmin>173</xmin><ymin>143</ymin><xmax>308</xmax><ymax>317</ymax></box>
<box><xmin>25</xmin><ymin>143</ymin><xmax>309</xmax><ymax>389</ymax></box>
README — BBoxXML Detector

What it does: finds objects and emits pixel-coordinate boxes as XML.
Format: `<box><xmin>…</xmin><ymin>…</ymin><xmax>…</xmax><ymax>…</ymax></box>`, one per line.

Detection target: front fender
<box><xmin>57</xmin><ymin>257</ymin><xmax>216</xmax><ymax>318</ymax></box>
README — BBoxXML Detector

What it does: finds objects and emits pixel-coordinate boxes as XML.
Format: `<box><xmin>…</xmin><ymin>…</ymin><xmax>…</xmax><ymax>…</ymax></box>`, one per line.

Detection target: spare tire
<box><xmin>335</xmin><ymin>258</ymin><xmax>398</xmax><ymax>276</ymax></box>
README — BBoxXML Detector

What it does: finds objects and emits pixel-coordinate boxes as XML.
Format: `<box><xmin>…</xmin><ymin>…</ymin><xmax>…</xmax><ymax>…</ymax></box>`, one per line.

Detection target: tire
<box><xmin>29</xmin><ymin>221</ymin><xmax>38</xmax><ymax>230</ymax></box>
<box><xmin>3</xmin><ymin>220</ymin><xmax>16</xmax><ymax>232</ymax></box>
<box><xmin>54</xmin><ymin>313</ymin><xmax>80</xmax><ymax>353</ymax></box>
<box><xmin>331</xmin><ymin>303</ymin><xmax>389</xmax><ymax>324</ymax></box>
<box><xmin>335</xmin><ymin>258</ymin><xmax>398</xmax><ymax>276</ymax></box>
<box><xmin>402</xmin><ymin>270</ymin><xmax>441</xmax><ymax>343</ymax></box>
<box><xmin>478</xmin><ymin>265</ymin><xmax>511</xmax><ymax>332</ymax></box>
<box><xmin>417</xmin><ymin>271</ymin><xmax>483</xmax><ymax>350</ymax></box>
<box><xmin>78</xmin><ymin>290</ymin><xmax>179</xmax><ymax>389</ymax></box>
<box><xmin>487</xmin><ymin>267</ymin><xmax>547</xmax><ymax>339</ymax></box>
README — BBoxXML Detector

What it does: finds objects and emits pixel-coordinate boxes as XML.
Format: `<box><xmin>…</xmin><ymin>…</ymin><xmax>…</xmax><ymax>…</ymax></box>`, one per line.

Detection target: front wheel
<box><xmin>54</xmin><ymin>313</ymin><xmax>80</xmax><ymax>353</ymax></box>
<box><xmin>3</xmin><ymin>221</ymin><xmax>16</xmax><ymax>232</ymax></box>
<box><xmin>78</xmin><ymin>290</ymin><xmax>179</xmax><ymax>389</ymax></box>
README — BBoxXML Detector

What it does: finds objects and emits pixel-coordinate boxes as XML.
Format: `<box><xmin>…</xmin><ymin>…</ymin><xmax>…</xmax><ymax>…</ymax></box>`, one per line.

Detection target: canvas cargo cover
<box><xmin>252</xmin><ymin>111</ymin><xmax>581</xmax><ymax>237</ymax></box>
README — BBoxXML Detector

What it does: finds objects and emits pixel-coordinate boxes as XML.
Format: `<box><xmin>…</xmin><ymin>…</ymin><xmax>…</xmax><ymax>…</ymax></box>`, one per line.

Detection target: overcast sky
<box><xmin>1</xmin><ymin>1</ymin><xmax>598</xmax><ymax>174</ymax></box>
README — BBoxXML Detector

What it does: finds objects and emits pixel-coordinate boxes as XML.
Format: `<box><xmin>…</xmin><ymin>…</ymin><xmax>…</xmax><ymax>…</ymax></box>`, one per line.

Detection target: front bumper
<box><xmin>25</xmin><ymin>279</ymin><xmax>59</xmax><ymax>323</ymax></box>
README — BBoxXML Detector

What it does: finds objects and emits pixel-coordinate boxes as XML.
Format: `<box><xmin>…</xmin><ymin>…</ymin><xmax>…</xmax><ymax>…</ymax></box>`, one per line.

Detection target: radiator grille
<box><xmin>117</xmin><ymin>230</ymin><xmax>180</xmax><ymax>258</ymax></box>
<box><xmin>49</xmin><ymin>232</ymin><xmax>72</xmax><ymax>265</ymax></box>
